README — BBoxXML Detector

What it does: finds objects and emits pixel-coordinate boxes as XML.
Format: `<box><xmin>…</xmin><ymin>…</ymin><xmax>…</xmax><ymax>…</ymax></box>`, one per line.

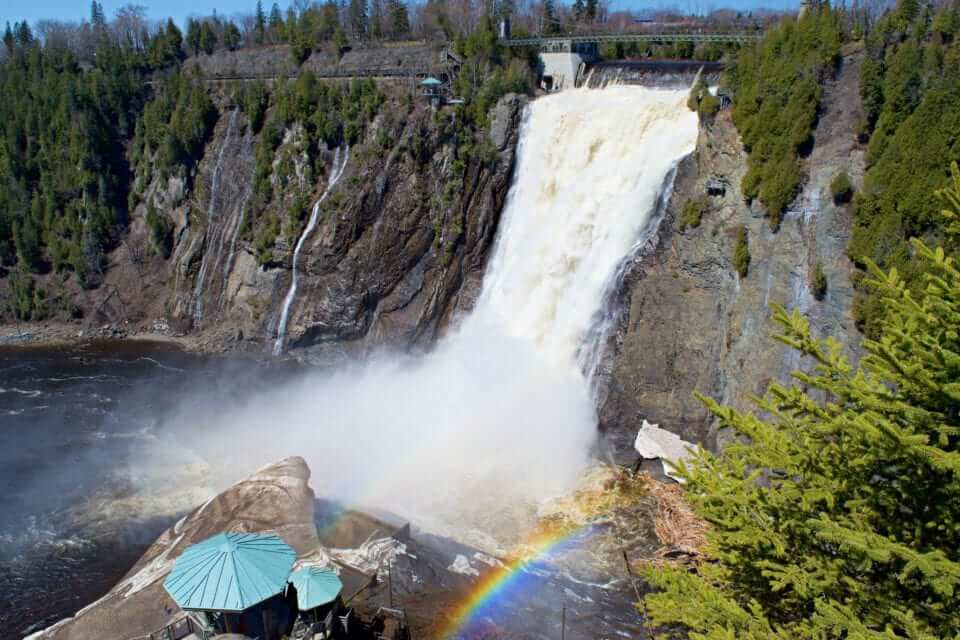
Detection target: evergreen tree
<box><xmin>222</xmin><ymin>21</ymin><xmax>241</xmax><ymax>50</ymax></box>
<box><xmin>90</xmin><ymin>1</ymin><xmax>106</xmax><ymax>30</ymax></box>
<box><xmin>255</xmin><ymin>0</ymin><xmax>267</xmax><ymax>43</ymax></box>
<box><xmin>15</xmin><ymin>21</ymin><xmax>33</xmax><ymax>47</ymax></box>
<box><xmin>269</xmin><ymin>3</ymin><xmax>284</xmax><ymax>41</ymax></box>
<box><xmin>198</xmin><ymin>21</ymin><xmax>217</xmax><ymax>55</ymax></box>
<box><xmin>370</xmin><ymin>0</ymin><xmax>384</xmax><ymax>39</ymax></box>
<box><xmin>348</xmin><ymin>0</ymin><xmax>368</xmax><ymax>39</ymax></box>
<box><xmin>186</xmin><ymin>19</ymin><xmax>201</xmax><ymax>56</ymax></box>
<box><xmin>387</xmin><ymin>0</ymin><xmax>409</xmax><ymax>39</ymax></box>
<box><xmin>572</xmin><ymin>0</ymin><xmax>585</xmax><ymax>22</ymax></box>
<box><xmin>542</xmin><ymin>0</ymin><xmax>559</xmax><ymax>34</ymax></box>
<box><xmin>3</xmin><ymin>23</ymin><xmax>13</xmax><ymax>55</ymax></box>
<box><xmin>643</xmin><ymin>166</ymin><xmax>960</xmax><ymax>639</ymax></box>
<box><xmin>585</xmin><ymin>0</ymin><xmax>598</xmax><ymax>22</ymax></box>
<box><xmin>165</xmin><ymin>19</ymin><xmax>184</xmax><ymax>59</ymax></box>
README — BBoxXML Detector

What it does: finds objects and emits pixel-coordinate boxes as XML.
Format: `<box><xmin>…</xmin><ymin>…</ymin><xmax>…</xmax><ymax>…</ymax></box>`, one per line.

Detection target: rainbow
<box><xmin>438</xmin><ymin>524</ymin><xmax>599</xmax><ymax>639</ymax></box>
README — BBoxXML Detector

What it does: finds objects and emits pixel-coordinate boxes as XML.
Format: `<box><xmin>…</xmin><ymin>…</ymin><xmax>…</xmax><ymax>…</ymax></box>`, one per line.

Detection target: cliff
<box><xmin>599</xmin><ymin>51</ymin><xmax>865</xmax><ymax>459</ymax></box>
<box><xmin>55</xmin><ymin>80</ymin><xmax>525</xmax><ymax>357</ymax></box>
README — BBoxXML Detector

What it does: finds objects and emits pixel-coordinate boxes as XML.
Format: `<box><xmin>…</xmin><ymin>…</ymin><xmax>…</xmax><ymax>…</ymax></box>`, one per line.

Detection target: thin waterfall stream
<box><xmin>192</xmin><ymin>108</ymin><xmax>238</xmax><ymax>325</ymax></box>
<box><xmin>274</xmin><ymin>147</ymin><xmax>350</xmax><ymax>355</ymax></box>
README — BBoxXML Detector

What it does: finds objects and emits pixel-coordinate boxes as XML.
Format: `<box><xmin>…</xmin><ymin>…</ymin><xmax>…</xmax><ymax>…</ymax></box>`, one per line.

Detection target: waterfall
<box><xmin>468</xmin><ymin>87</ymin><xmax>698</xmax><ymax>374</ymax></box>
<box><xmin>164</xmin><ymin>86</ymin><xmax>698</xmax><ymax>540</ymax></box>
<box><xmin>192</xmin><ymin>109</ymin><xmax>238</xmax><ymax>325</ymax></box>
<box><xmin>273</xmin><ymin>147</ymin><xmax>349</xmax><ymax>355</ymax></box>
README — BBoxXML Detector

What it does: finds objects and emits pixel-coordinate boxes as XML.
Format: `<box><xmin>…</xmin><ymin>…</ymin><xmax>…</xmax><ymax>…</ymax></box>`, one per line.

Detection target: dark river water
<box><xmin>0</xmin><ymin>341</ymin><xmax>643</xmax><ymax>639</ymax></box>
<box><xmin>0</xmin><ymin>341</ymin><xmax>296</xmax><ymax>638</ymax></box>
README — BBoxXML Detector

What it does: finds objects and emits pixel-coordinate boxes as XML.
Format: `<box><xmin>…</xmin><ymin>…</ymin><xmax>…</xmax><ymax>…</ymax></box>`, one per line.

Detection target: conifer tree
<box><xmin>348</xmin><ymin>0</ymin><xmax>368</xmax><ymax>39</ymax></box>
<box><xmin>585</xmin><ymin>0</ymin><xmax>598</xmax><ymax>22</ymax></box>
<box><xmin>269</xmin><ymin>3</ymin><xmax>284</xmax><ymax>41</ymax></box>
<box><xmin>572</xmin><ymin>0</ymin><xmax>585</xmax><ymax>22</ymax></box>
<box><xmin>255</xmin><ymin>0</ymin><xmax>267</xmax><ymax>43</ymax></box>
<box><xmin>370</xmin><ymin>0</ymin><xmax>384</xmax><ymax>39</ymax></box>
<box><xmin>3</xmin><ymin>23</ymin><xmax>14</xmax><ymax>55</ymax></box>
<box><xmin>642</xmin><ymin>166</ymin><xmax>960</xmax><ymax>639</ymax></box>
<box><xmin>387</xmin><ymin>0</ymin><xmax>409</xmax><ymax>39</ymax></box>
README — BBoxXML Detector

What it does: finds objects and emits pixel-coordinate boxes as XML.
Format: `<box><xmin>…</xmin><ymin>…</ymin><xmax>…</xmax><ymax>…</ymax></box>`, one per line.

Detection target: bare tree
<box><xmin>114</xmin><ymin>4</ymin><xmax>149</xmax><ymax>51</ymax></box>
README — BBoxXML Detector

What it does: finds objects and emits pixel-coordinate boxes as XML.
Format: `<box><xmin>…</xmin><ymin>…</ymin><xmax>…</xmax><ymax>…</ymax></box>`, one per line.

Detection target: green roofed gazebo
<box><xmin>163</xmin><ymin>532</ymin><xmax>297</xmax><ymax>612</ymax></box>
<box><xmin>420</xmin><ymin>77</ymin><xmax>442</xmax><ymax>86</ymax></box>
<box><xmin>288</xmin><ymin>567</ymin><xmax>343</xmax><ymax>610</ymax></box>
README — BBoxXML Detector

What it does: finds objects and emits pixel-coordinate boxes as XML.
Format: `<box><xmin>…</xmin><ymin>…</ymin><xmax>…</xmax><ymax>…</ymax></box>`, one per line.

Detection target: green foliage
<box><xmin>133</xmin><ymin>70</ymin><xmax>217</xmax><ymax>193</ymax></box>
<box><xmin>733</xmin><ymin>225</ymin><xmax>750</xmax><ymax>277</ymax></box>
<box><xmin>851</xmin><ymin>1</ymin><xmax>960</xmax><ymax>336</ymax></box>
<box><xmin>830</xmin><ymin>170</ymin><xmax>853</xmax><ymax>204</ymax></box>
<box><xmin>236</xmin><ymin>81</ymin><xmax>269</xmax><ymax>133</ymax></box>
<box><xmin>248</xmin><ymin>74</ymin><xmax>384</xmax><ymax>266</ymax></box>
<box><xmin>7</xmin><ymin>271</ymin><xmax>49</xmax><ymax>320</ymax></box>
<box><xmin>679</xmin><ymin>198</ymin><xmax>704</xmax><ymax>231</ymax></box>
<box><xmin>687</xmin><ymin>78</ymin><xmax>721</xmax><ymax>120</ymax></box>
<box><xmin>730</xmin><ymin>9</ymin><xmax>842</xmax><ymax>227</ymax></box>
<box><xmin>145</xmin><ymin>203</ymin><xmax>174</xmax><ymax>258</ymax></box>
<box><xmin>811</xmin><ymin>259</ymin><xmax>827</xmax><ymax>300</ymax></box>
<box><xmin>0</xmin><ymin>38</ymin><xmax>145</xmax><ymax>285</ymax></box>
<box><xmin>642</xmin><ymin>171</ymin><xmax>960</xmax><ymax>639</ymax></box>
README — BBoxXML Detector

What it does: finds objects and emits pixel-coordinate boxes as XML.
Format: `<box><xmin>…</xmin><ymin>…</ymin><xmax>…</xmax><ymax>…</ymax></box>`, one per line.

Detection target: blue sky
<box><xmin>2</xmin><ymin>0</ymin><xmax>797</xmax><ymax>30</ymax></box>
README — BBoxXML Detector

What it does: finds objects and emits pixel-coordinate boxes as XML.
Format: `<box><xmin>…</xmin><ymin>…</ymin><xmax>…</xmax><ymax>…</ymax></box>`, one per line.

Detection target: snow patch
<box><xmin>448</xmin><ymin>554</ymin><xmax>480</xmax><ymax>576</ymax></box>
<box><xmin>634</xmin><ymin>419</ymin><xmax>696</xmax><ymax>483</ymax></box>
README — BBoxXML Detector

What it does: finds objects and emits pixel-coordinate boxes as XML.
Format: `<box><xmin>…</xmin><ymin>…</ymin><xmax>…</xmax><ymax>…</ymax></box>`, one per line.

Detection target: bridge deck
<box><xmin>503</xmin><ymin>32</ymin><xmax>761</xmax><ymax>47</ymax></box>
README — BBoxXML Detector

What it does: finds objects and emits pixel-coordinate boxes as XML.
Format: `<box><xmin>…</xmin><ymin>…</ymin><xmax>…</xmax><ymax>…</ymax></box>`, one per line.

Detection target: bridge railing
<box><xmin>502</xmin><ymin>32</ymin><xmax>761</xmax><ymax>47</ymax></box>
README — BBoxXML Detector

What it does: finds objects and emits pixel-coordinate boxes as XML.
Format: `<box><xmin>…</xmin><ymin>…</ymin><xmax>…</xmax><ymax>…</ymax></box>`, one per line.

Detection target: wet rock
<box><xmin>27</xmin><ymin>457</ymin><xmax>317</xmax><ymax>640</ymax></box>
<box><xmin>600</xmin><ymin>52</ymin><xmax>865</xmax><ymax>456</ymax></box>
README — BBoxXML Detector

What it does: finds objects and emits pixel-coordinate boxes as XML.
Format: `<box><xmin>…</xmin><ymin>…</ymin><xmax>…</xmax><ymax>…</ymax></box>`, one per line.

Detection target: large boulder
<box><xmin>27</xmin><ymin>457</ymin><xmax>317</xmax><ymax>640</ymax></box>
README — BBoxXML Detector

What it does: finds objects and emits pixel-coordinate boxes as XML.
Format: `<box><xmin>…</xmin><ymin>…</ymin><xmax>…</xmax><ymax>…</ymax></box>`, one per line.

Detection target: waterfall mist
<box><xmin>144</xmin><ymin>86</ymin><xmax>699</xmax><ymax>544</ymax></box>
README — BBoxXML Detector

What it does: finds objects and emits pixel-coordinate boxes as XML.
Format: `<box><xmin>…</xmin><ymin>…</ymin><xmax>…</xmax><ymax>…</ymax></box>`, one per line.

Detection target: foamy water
<box><xmin>154</xmin><ymin>86</ymin><xmax>699</xmax><ymax>544</ymax></box>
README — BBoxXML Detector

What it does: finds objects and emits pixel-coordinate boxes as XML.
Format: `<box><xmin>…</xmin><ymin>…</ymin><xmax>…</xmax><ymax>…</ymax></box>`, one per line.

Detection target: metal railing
<box><xmin>503</xmin><ymin>32</ymin><xmax>762</xmax><ymax>47</ymax></box>
<box><xmin>128</xmin><ymin>613</ymin><xmax>213</xmax><ymax>640</ymax></box>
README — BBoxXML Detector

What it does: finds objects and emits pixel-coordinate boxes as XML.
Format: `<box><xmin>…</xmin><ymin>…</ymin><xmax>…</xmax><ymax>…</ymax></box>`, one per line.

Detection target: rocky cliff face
<box><xmin>86</xmin><ymin>82</ymin><xmax>524</xmax><ymax>357</ymax></box>
<box><xmin>598</xmin><ymin>52</ymin><xmax>865</xmax><ymax>459</ymax></box>
<box><xmin>27</xmin><ymin>457</ymin><xmax>317</xmax><ymax>640</ymax></box>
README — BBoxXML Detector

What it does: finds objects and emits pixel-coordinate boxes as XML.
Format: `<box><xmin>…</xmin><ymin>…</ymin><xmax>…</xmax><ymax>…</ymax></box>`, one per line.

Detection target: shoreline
<box><xmin>0</xmin><ymin>320</ymin><xmax>247</xmax><ymax>355</ymax></box>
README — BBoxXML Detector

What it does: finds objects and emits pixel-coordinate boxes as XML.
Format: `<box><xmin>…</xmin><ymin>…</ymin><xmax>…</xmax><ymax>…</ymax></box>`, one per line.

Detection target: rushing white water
<box><xmin>192</xmin><ymin>109</ymin><xmax>238</xmax><ymax>325</ymax></box>
<box><xmin>155</xmin><ymin>86</ymin><xmax>698</xmax><ymax>543</ymax></box>
<box><xmin>274</xmin><ymin>147</ymin><xmax>349</xmax><ymax>355</ymax></box>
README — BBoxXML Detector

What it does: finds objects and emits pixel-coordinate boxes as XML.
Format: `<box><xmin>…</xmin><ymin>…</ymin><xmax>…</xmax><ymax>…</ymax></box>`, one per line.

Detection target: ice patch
<box><xmin>448</xmin><ymin>554</ymin><xmax>480</xmax><ymax>576</ymax></box>
<box><xmin>634</xmin><ymin>419</ymin><xmax>696</xmax><ymax>483</ymax></box>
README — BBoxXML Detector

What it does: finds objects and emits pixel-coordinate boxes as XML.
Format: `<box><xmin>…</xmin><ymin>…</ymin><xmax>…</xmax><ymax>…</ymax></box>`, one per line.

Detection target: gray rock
<box><xmin>28</xmin><ymin>457</ymin><xmax>318</xmax><ymax>640</ymax></box>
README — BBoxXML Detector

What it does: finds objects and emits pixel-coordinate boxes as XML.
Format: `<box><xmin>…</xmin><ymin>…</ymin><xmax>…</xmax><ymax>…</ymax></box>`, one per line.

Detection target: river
<box><xmin>5</xmin><ymin>84</ymin><xmax>698</xmax><ymax>639</ymax></box>
<box><xmin>0</xmin><ymin>342</ymin><xmax>299</xmax><ymax>637</ymax></box>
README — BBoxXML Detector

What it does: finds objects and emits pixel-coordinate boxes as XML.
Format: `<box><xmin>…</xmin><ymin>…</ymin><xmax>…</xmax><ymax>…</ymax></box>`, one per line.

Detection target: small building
<box><xmin>163</xmin><ymin>532</ymin><xmax>298</xmax><ymax>640</ymax></box>
<box><xmin>288</xmin><ymin>566</ymin><xmax>345</xmax><ymax>639</ymax></box>
<box><xmin>420</xmin><ymin>77</ymin><xmax>444</xmax><ymax>108</ymax></box>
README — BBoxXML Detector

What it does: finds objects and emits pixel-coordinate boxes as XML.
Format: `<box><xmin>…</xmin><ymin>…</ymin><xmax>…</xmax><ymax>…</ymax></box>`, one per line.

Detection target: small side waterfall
<box><xmin>192</xmin><ymin>109</ymin><xmax>238</xmax><ymax>325</ymax></box>
<box><xmin>273</xmin><ymin>147</ymin><xmax>349</xmax><ymax>355</ymax></box>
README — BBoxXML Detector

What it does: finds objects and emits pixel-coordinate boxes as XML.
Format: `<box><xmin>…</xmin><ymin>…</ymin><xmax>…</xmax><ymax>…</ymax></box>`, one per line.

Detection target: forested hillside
<box><xmin>0</xmin><ymin>1</ymin><xmax>533</xmax><ymax>323</ymax></box>
<box><xmin>729</xmin><ymin>6</ymin><xmax>842</xmax><ymax>229</ymax></box>
<box><xmin>851</xmin><ymin>0</ymin><xmax>960</xmax><ymax>335</ymax></box>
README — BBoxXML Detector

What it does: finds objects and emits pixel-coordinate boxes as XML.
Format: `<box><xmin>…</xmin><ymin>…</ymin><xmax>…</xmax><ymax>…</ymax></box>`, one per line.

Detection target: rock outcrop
<box><xmin>599</xmin><ymin>52</ymin><xmax>865</xmax><ymax>459</ymax></box>
<box><xmin>28</xmin><ymin>457</ymin><xmax>317</xmax><ymax>640</ymax></box>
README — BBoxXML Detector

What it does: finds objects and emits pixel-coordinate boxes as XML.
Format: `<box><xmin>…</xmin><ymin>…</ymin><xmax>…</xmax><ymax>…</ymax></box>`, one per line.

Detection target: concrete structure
<box><xmin>539</xmin><ymin>52</ymin><xmax>586</xmax><ymax>90</ymax></box>
<box><xmin>506</xmin><ymin>31</ymin><xmax>759</xmax><ymax>90</ymax></box>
